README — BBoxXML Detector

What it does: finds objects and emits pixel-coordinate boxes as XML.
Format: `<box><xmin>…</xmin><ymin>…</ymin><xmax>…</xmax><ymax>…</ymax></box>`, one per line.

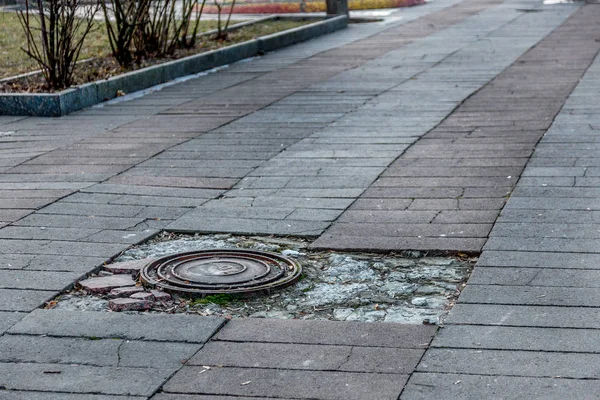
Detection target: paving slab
<box><xmin>402</xmin><ymin>373</ymin><xmax>600</xmax><ymax>400</ymax></box>
<box><xmin>213</xmin><ymin>318</ymin><xmax>436</xmax><ymax>348</ymax></box>
<box><xmin>445</xmin><ymin>304</ymin><xmax>600</xmax><ymax>328</ymax></box>
<box><xmin>152</xmin><ymin>395</ymin><xmax>289</xmax><ymax>400</ymax></box>
<box><xmin>0</xmin><ymin>392</ymin><xmax>145</xmax><ymax>400</ymax></box>
<box><xmin>0</xmin><ymin>289</ymin><xmax>57</xmax><ymax>312</ymax></box>
<box><xmin>0</xmin><ymin>335</ymin><xmax>201</xmax><ymax>369</ymax></box>
<box><xmin>8</xmin><ymin>309</ymin><xmax>225</xmax><ymax>343</ymax></box>
<box><xmin>0</xmin><ymin>311</ymin><xmax>26</xmax><ymax>335</ymax></box>
<box><xmin>476</xmin><ymin>250</ymin><xmax>600</xmax><ymax>269</ymax></box>
<box><xmin>162</xmin><ymin>367</ymin><xmax>408</xmax><ymax>400</ymax></box>
<box><xmin>0</xmin><ymin>362</ymin><xmax>173</xmax><ymax>396</ymax></box>
<box><xmin>432</xmin><ymin>324</ymin><xmax>600</xmax><ymax>353</ymax></box>
<box><xmin>189</xmin><ymin>341</ymin><xmax>423</xmax><ymax>374</ymax></box>
<box><xmin>0</xmin><ymin>270</ymin><xmax>80</xmax><ymax>290</ymax></box>
<box><xmin>458</xmin><ymin>284</ymin><xmax>600</xmax><ymax>307</ymax></box>
<box><xmin>417</xmin><ymin>348</ymin><xmax>600</xmax><ymax>379</ymax></box>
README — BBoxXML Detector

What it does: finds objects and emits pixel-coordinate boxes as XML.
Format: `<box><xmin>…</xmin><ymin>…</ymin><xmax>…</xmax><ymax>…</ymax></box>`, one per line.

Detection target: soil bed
<box><xmin>0</xmin><ymin>18</ymin><xmax>310</xmax><ymax>93</ymax></box>
<box><xmin>52</xmin><ymin>233</ymin><xmax>476</xmax><ymax>324</ymax></box>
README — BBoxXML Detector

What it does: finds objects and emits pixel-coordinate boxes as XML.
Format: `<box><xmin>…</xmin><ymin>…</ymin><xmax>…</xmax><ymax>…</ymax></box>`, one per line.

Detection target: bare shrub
<box><xmin>136</xmin><ymin>0</ymin><xmax>178</xmax><ymax>56</ymax></box>
<box><xmin>177</xmin><ymin>0</ymin><xmax>207</xmax><ymax>48</ymax></box>
<box><xmin>102</xmin><ymin>0</ymin><xmax>150</xmax><ymax>67</ymax></box>
<box><xmin>17</xmin><ymin>0</ymin><xmax>100</xmax><ymax>90</ymax></box>
<box><xmin>213</xmin><ymin>0</ymin><xmax>237</xmax><ymax>40</ymax></box>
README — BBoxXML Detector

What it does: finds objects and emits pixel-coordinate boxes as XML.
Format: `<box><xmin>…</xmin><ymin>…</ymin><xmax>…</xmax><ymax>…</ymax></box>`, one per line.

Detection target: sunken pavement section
<box><xmin>1</xmin><ymin>0</ymin><xmax>600</xmax><ymax>398</ymax></box>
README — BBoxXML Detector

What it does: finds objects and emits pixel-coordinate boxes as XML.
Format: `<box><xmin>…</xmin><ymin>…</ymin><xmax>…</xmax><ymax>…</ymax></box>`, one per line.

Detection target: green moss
<box><xmin>191</xmin><ymin>293</ymin><xmax>238</xmax><ymax>306</ymax></box>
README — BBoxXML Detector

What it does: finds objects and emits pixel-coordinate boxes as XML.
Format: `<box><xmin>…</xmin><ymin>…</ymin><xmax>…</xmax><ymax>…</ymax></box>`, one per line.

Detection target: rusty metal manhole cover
<box><xmin>140</xmin><ymin>249</ymin><xmax>302</xmax><ymax>295</ymax></box>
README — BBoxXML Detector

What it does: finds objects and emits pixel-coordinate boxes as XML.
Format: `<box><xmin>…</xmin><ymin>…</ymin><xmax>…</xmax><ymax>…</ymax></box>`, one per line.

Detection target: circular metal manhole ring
<box><xmin>140</xmin><ymin>249</ymin><xmax>302</xmax><ymax>296</ymax></box>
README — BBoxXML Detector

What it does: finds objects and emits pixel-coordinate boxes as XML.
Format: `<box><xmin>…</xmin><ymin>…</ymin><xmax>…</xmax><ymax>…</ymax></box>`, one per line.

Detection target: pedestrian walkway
<box><xmin>1</xmin><ymin>0</ymin><xmax>599</xmax><ymax>397</ymax></box>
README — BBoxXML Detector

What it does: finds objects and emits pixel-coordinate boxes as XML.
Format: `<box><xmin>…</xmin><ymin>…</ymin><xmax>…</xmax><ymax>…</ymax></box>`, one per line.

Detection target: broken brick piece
<box><xmin>108</xmin><ymin>298</ymin><xmax>152</xmax><ymax>312</ymax></box>
<box><xmin>104</xmin><ymin>258</ymin><xmax>155</xmax><ymax>274</ymax></box>
<box><xmin>108</xmin><ymin>286</ymin><xmax>145</xmax><ymax>298</ymax></box>
<box><xmin>79</xmin><ymin>275</ymin><xmax>136</xmax><ymax>294</ymax></box>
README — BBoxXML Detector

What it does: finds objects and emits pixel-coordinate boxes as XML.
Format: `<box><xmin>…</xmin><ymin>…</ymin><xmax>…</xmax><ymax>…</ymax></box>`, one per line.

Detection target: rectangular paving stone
<box><xmin>0</xmin><ymin>362</ymin><xmax>173</xmax><ymax>396</ymax></box>
<box><xmin>432</xmin><ymin>324</ymin><xmax>600</xmax><ymax>353</ymax></box>
<box><xmin>83</xmin><ymin>184</ymin><xmax>224</xmax><ymax>199</ymax></box>
<box><xmin>1</xmin><ymin>254</ymin><xmax>106</xmax><ymax>273</ymax></box>
<box><xmin>417</xmin><ymin>348</ymin><xmax>600</xmax><ymax>379</ymax></box>
<box><xmin>82</xmin><ymin>229</ymin><xmax>158</xmax><ymax>244</ymax></box>
<box><xmin>168</xmin><ymin>217</ymin><xmax>329</xmax><ymax>237</ymax></box>
<box><xmin>162</xmin><ymin>366</ymin><xmax>407</xmax><ymax>400</ymax></box>
<box><xmin>0</xmin><ymin>289</ymin><xmax>57</xmax><ymax>312</ymax></box>
<box><xmin>476</xmin><ymin>251</ymin><xmax>600</xmax><ymax>269</ymax></box>
<box><xmin>402</xmin><ymin>373</ymin><xmax>600</xmax><ymax>400</ymax></box>
<box><xmin>9</xmin><ymin>309</ymin><xmax>225</xmax><ymax>343</ymax></box>
<box><xmin>323</xmin><ymin>223</ymin><xmax>491</xmax><ymax>238</ymax></box>
<box><xmin>39</xmin><ymin>203</ymin><xmax>144</xmax><ymax>217</ymax></box>
<box><xmin>484</xmin><ymin>236</ymin><xmax>600</xmax><ymax>253</ymax></box>
<box><xmin>467</xmin><ymin>266</ymin><xmax>540</xmax><ymax>286</ymax></box>
<box><xmin>470</xmin><ymin>267</ymin><xmax>600</xmax><ymax>288</ymax></box>
<box><xmin>491</xmin><ymin>222</ymin><xmax>600</xmax><ymax>239</ymax></box>
<box><xmin>153</xmin><ymin>395</ymin><xmax>286</xmax><ymax>400</ymax></box>
<box><xmin>311</xmin><ymin>235</ymin><xmax>486</xmax><ymax>252</ymax></box>
<box><xmin>0</xmin><ymin>270</ymin><xmax>80</xmax><ymax>290</ymax></box>
<box><xmin>433</xmin><ymin>210</ymin><xmax>499</xmax><ymax>224</ymax></box>
<box><xmin>189</xmin><ymin>341</ymin><xmax>423</xmax><ymax>374</ymax></box>
<box><xmin>0</xmin><ymin>226</ymin><xmax>100</xmax><ymax>241</ymax></box>
<box><xmin>337</xmin><ymin>210</ymin><xmax>438</xmax><ymax>224</ymax></box>
<box><xmin>0</xmin><ymin>391</ymin><xmax>145</xmax><ymax>400</ymax></box>
<box><xmin>458</xmin><ymin>284</ymin><xmax>600</xmax><ymax>307</ymax></box>
<box><xmin>0</xmin><ymin>311</ymin><xmax>25</xmax><ymax>335</ymax></box>
<box><xmin>214</xmin><ymin>318</ymin><xmax>436</xmax><ymax>348</ymax></box>
<box><xmin>445</xmin><ymin>304</ymin><xmax>600</xmax><ymax>329</ymax></box>
<box><xmin>0</xmin><ymin>335</ymin><xmax>202</xmax><ymax>369</ymax></box>
<box><xmin>14</xmin><ymin>214</ymin><xmax>145</xmax><ymax>230</ymax></box>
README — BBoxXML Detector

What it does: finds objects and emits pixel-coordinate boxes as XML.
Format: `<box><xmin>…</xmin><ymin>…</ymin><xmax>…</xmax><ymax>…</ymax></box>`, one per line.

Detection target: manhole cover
<box><xmin>140</xmin><ymin>249</ymin><xmax>302</xmax><ymax>295</ymax></box>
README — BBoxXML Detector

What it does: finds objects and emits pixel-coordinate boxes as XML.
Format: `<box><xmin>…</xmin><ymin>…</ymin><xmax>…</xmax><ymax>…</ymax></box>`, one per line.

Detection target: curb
<box><xmin>0</xmin><ymin>15</ymin><xmax>348</xmax><ymax>117</ymax></box>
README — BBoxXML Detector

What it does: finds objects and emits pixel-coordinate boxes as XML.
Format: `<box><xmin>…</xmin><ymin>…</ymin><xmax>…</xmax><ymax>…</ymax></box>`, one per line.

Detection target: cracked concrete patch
<box><xmin>52</xmin><ymin>233</ymin><xmax>475</xmax><ymax>324</ymax></box>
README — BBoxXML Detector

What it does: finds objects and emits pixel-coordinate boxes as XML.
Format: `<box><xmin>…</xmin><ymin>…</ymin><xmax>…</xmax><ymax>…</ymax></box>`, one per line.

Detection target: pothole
<box><xmin>51</xmin><ymin>233</ymin><xmax>476</xmax><ymax>324</ymax></box>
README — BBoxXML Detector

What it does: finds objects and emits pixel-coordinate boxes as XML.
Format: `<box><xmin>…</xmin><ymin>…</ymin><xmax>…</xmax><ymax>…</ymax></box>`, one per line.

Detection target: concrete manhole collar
<box><xmin>140</xmin><ymin>249</ymin><xmax>302</xmax><ymax>295</ymax></box>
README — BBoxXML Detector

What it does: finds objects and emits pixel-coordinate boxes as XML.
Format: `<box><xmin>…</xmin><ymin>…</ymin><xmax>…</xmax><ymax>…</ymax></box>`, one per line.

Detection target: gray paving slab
<box><xmin>477</xmin><ymin>250</ymin><xmax>600</xmax><ymax>269</ymax></box>
<box><xmin>402</xmin><ymin>373</ymin><xmax>600</xmax><ymax>400</ymax></box>
<box><xmin>0</xmin><ymin>270</ymin><xmax>81</xmax><ymax>290</ymax></box>
<box><xmin>445</xmin><ymin>304</ymin><xmax>600</xmax><ymax>329</ymax></box>
<box><xmin>168</xmin><ymin>217</ymin><xmax>330</xmax><ymax>237</ymax></box>
<box><xmin>432</xmin><ymin>325</ymin><xmax>600</xmax><ymax>353</ymax></box>
<box><xmin>0</xmin><ymin>392</ymin><xmax>144</xmax><ymax>400</ymax></box>
<box><xmin>214</xmin><ymin>318</ymin><xmax>436</xmax><ymax>348</ymax></box>
<box><xmin>0</xmin><ymin>312</ymin><xmax>25</xmax><ymax>335</ymax></box>
<box><xmin>483</xmin><ymin>236</ymin><xmax>600</xmax><ymax>253</ymax></box>
<box><xmin>469</xmin><ymin>267</ymin><xmax>600</xmax><ymax>287</ymax></box>
<box><xmin>0</xmin><ymin>335</ymin><xmax>202</xmax><ymax>369</ymax></box>
<box><xmin>417</xmin><ymin>348</ymin><xmax>600</xmax><ymax>379</ymax></box>
<box><xmin>0</xmin><ymin>289</ymin><xmax>57</xmax><ymax>312</ymax></box>
<box><xmin>152</xmin><ymin>395</ymin><xmax>289</xmax><ymax>400</ymax></box>
<box><xmin>162</xmin><ymin>367</ymin><xmax>408</xmax><ymax>400</ymax></box>
<box><xmin>189</xmin><ymin>341</ymin><xmax>423</xmax><ymax>374</ymax></box>
<box><xmin>458</xmin><ymin>284</ymin><xmax>600</xmax><ymax>307</ymax></box>
<box><xmin>0</xmin><ymin>254</ymin><xmax>106</xmax><ymax>273</ymax></box>
<box><xmin>8</xmin><ymin>310</ymin><xmax>225</xmax><ymax>343</ymax></box>
<box><xmin>0</xmin><ymin>362</ymin><xmax>172</xmax><ymax>396</ymax></box>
